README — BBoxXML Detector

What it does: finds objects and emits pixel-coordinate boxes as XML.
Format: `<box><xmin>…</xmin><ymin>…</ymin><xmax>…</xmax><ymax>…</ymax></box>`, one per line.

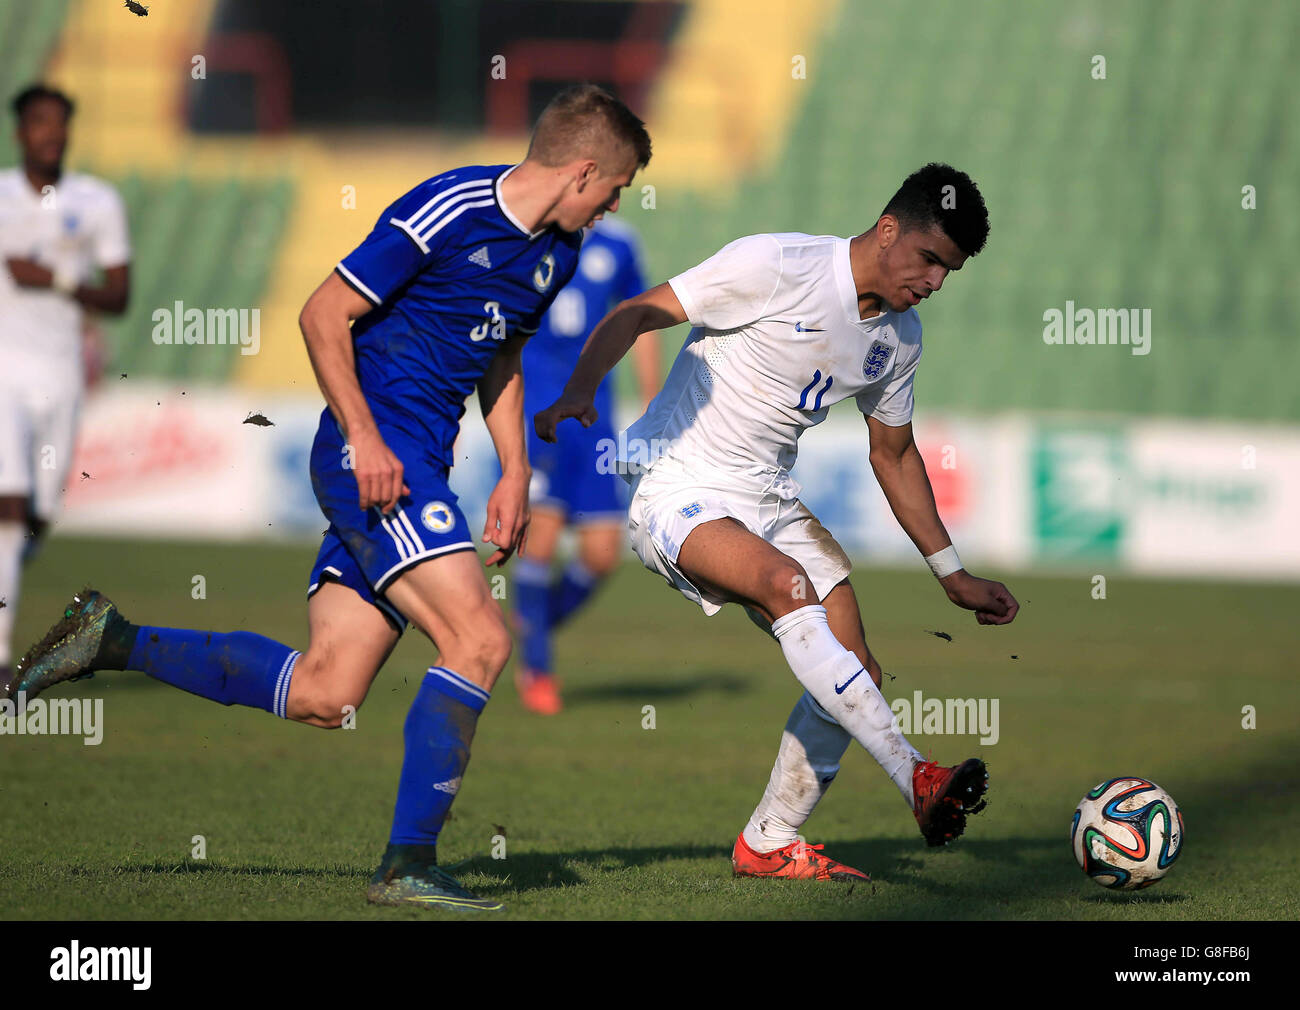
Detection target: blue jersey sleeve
<box><xmin>335</xmin><ymin>176</ymin><xmax>496</xmax><ymax>305</ymax></box>
<box><xmin>614</xmin><ymin>234</ymin><xmax>648</xmax><ymax>302</ymax></box>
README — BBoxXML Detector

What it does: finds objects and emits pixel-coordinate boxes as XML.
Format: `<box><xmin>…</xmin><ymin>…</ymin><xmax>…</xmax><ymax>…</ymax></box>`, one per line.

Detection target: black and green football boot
<box><xmin>367</xmin><ymin>844</ymin><xmax>504</xmax><ymax>911</ymax></box>
<box><xmin>3</xmin><ymin>589</ymin><xmax>132</xmax><ymax>703</ymax></box>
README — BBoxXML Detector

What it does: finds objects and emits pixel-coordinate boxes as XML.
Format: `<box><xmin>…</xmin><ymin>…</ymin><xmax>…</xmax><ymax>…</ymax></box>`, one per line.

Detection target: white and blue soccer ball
<box><xmin>1071</xmin><ymin>777</ymin><xmax>1184</xmax><ymax>890</ymax></box>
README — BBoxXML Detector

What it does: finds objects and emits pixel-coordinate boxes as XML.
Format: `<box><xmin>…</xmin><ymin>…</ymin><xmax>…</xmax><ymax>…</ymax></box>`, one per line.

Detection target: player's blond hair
<box><xmin>526</xmin><ymin>84</ymin><xmax>651</xmax><ymax>174</ymax></box>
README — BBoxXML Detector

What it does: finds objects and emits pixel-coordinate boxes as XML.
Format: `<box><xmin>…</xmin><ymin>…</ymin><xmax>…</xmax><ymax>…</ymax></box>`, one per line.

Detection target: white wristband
<box><xmin>925</xmin><ymin>545</ymin><xmax>963</xmax><ymax>579</ymax></box>
<box><xmin>52</xmin><ymin>264</ymin><xmax>79</xmax><ymax>296</ymax></box>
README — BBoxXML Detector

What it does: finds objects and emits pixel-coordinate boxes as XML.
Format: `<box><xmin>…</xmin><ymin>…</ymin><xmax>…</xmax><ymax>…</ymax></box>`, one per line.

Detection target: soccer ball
<box><xmin>1070</xmin><ymin>777</ymin><xmax>1184</xmax><ymax>890</ymax></box>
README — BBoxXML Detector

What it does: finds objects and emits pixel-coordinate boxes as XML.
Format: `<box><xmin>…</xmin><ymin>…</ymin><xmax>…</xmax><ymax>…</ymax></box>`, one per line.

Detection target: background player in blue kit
<box><xmin>9</xmin><ymin>85</ymin><xmax>652</xmax><ymax>912</ymax></box>
<box><xmin>512</xmin><ymin>218</ymin><xmax>660</xmax><ymax>714</ymax></box>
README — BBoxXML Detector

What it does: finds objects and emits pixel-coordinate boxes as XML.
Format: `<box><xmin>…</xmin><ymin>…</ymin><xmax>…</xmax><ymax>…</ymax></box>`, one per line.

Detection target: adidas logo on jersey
<box><xmin>468</xmin><ymin>246</ymin><xmax>492</xmax><ymax>269</ymax></box>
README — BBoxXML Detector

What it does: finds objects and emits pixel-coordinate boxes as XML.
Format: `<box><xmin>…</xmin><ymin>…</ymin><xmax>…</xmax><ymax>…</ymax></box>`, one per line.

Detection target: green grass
<box><xmin>2</xmin><ymin>536</ymin><xmax>1296</xmax><ymax>920</ymax></box>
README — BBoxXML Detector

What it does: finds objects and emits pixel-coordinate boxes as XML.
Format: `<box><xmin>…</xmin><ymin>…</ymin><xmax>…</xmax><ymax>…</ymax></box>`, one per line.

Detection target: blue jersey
<box><xmin>332</xmin><ymin>163</ymin><xmax>582</xmax><ymax>470</ymax></box>
<box><xmin>521</xmin><ymin>217</ymin><xmax>647</xmax><ymax>421</ymax></box>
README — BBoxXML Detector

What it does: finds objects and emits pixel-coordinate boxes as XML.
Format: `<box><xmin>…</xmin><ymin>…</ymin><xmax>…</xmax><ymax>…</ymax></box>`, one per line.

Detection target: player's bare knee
<box><xmin>441</xmin><ymin>610</ymin><xmax>512</xmax><ymax>684</ymax></box>
<box><xmin>578</xmin><ymin>544</ymin><xmax>619</xmax><ymax>578</ymax></box>
<box><xmin>763</xmin><ymin>560</ymin><xmax>818</xmax><ymax>616</ymax></box>
<box><xmin>285</xmin><ymin>653</ymin><xmax>367</xmax><ymax>728</ymax></box>
<box><xmin>294</xmin><ymin>685</ymin><xmax>366</xmax><ymax>728</ymax></box>
<box><xmin>301</xmin><ymin>703</ymin><xmax>345</xmax><ymax>729</ymax></box>
<box><xmin>479</xmin><ymin>620</ymin><xmax>513</xmax><ymax>677</ymax></box>
<box><xmin>451</xmin><ymin>639</ymin><xmax>510</xmax><ymax>687</ymax></box>
<box><xmin>584</xmin><ymin>556</ymin><xmax>618</xmax><ymax>580</ymax></box>
<box><xmin>318</xmin><ymin>683</ymin><xmax>368</xmax><ymax>727</ymax></box>
<box><xmin>283</xmin><ymin>671</ymin><xmax>330</xmax><ymax>725</ymax></box>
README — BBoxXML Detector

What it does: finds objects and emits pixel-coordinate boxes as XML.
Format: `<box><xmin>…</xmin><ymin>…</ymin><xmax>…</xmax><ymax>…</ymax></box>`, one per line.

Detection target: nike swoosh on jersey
<box><xmin>794</xmin><ymin>322</ymin><xmax>825</xmax><ymax>332</ymax></box>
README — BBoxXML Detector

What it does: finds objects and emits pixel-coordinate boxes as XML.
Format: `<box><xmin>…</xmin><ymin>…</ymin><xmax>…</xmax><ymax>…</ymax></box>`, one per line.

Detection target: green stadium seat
<box><xmin>637</xmin><ymin>0</ymin><xmax>1297</xmax><ymax>421</ymax></box>
<box><xmin>84</xmin><ymin>172</ymin><xmax>295</xmax><ymax>384</ymax></box>
<box><xmin>0</xmin><ymin>0</ymin><xmax>72</xmax><ymax>165</ymax></box>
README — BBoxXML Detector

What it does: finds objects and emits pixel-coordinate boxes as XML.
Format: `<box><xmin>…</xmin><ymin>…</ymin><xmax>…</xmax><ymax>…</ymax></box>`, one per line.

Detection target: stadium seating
<box><xmin>97</xmin><ymin>172</ymin><xmax>294</xmax><ymax>382</ymax></box>
<box><xmin>633</xmin><ymin>0</ymin><xmax>1300</xmax><ymax>421</ymax></box>
<box><xmin>8</xmin><ymin>0</ymin><xmax>1296</xmax><ymax>416</ymax></box>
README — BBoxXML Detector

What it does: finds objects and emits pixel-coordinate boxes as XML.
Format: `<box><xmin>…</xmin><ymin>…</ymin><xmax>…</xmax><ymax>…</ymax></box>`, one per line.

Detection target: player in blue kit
<box><xmin>512</xmin><ymin>218</ymin><xmax>661</xmax><ymax>714</ymax></box>
<box><xmin>7</xmin><ymin>85</ymin><xmax>652</xmax><ymax>911</ymax></box>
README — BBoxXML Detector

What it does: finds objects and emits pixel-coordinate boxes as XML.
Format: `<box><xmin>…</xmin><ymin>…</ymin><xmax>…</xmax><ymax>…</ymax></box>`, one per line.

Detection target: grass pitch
<box><xmin>3</xmin><ymin>535</ymin><xmax>1296</xmax><ymax>920</ymax></box>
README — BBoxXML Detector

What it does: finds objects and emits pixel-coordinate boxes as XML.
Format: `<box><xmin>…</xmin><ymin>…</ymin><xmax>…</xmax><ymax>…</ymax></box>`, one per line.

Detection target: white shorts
<box><xmin>0</xmin><ymin>361</ymin><xmax>82</xmax><ymax>521</ymax></box>
<box><xmin>627</xmin><ymin>462</ymin><xmax>852</xmax><ymax>616</ymax></box>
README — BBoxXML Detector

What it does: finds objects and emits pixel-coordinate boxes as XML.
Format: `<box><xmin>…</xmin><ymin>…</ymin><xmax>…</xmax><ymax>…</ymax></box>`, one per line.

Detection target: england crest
<box><xmin>862</xmin><ymin>339</ymin><xmax>893</xmax><ymax>381</ymax></box>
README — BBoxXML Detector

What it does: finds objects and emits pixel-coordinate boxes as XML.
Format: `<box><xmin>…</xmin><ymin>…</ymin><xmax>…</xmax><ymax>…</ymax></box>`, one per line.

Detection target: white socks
<box><xmin>770</xmin><ymin>604</ymin><xmax>922</xmax><ymax>809</ymax></box>
<box><xmin>0</xmin><ymin>522</ymin><xmax>25</xmax><ymax>668</ymax></box>
<box><xmin>743</xmin><ymin>691</ymin><xmax>851</xmax><ymax>852</ymax></box>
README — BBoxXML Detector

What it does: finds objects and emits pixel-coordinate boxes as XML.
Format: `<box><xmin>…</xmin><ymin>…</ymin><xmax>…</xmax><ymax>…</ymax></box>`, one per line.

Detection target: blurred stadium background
<box><xmin>6</xmin><ymin>0</ymin><xmax>1299</xmax><ymax>578</ymax></box>
<box><xmin>5</xmin><ymin>0</ymin><xmax>1300</xmax><ymax>922</ymax></box>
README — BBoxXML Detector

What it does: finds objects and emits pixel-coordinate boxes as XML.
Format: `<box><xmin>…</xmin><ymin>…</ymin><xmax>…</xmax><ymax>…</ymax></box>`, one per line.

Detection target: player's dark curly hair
<box><xmin>881</xmin><ymin>162</ymin><xmax>988</xmax><ymax>257</ymax></box>
<box><xmin>11</xmin><ymin>84</ymin><xmax>75</xmax><ymax>121</ymax></box>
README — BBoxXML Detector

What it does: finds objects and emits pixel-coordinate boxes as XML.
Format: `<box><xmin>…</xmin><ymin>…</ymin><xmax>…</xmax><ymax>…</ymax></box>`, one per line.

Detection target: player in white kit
<box><xmin>536</xmin><ymin>163</ymin><xmax>1019</xmax><ymax>881</ymax></box>
<box><xmin>0</xmin><ymin>85</ymin><xmax>131</xmax><ymax>689</ymax></box>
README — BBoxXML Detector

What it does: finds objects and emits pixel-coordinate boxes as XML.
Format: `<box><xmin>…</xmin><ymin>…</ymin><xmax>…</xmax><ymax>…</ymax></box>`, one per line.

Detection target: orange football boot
<box><xmin>516</xmin><ymin>668</ymin><xmax>563</xmax><ymax>715</ymax></box>
<box><xmin>732</xmin><ymin>832</ymin><xmax>869</xmax><ymax>882</ymax></box>
<box><xmin>912</xmin><ymin>758</ymin><xmax>989</xmax><ymax>846</ymax></box>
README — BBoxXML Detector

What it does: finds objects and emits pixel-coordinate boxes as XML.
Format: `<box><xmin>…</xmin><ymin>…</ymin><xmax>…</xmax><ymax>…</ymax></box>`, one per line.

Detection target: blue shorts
<box><xmin>525</xmin><ymin>413</ymin><xmax>627</xmax><ymax>524</ymax></box>
<box><xmin>307</xmin><ymin>415</ymin><xmax>477</xmax><ymax>632</ymax></box>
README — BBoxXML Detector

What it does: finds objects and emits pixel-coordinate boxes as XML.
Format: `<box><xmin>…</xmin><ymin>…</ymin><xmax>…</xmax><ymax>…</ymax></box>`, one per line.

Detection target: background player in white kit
<box><xmin>0</xmin><ymin>85</ymin><xmax>131</xmax><ymax>688</ymax></box>
<box><xmin>537</xmin><ymin>163</ymin><xmax>1020</xmax><ymax>880</ymax></box>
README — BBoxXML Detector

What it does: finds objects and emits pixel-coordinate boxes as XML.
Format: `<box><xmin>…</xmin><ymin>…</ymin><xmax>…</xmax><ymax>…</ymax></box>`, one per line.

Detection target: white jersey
<box><xmin>0</xmin><ymin>168</ymin><xmax>131</xmax><ymax>367</ymax></box>
<box><xmin>621</xmin><ymin>232</ymin><xmax>921</xmax><ymax>486</ymax></box>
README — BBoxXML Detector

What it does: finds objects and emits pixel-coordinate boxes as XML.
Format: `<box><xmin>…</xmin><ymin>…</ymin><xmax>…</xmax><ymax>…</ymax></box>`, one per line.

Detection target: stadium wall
<box><xmin>59</xmin><ymin>388</ymin><xmax>1300</xmax><ymax>582</ymax></box>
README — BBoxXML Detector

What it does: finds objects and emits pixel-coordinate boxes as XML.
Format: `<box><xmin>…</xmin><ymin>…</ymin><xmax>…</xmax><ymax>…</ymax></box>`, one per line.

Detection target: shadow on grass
<box><xmin>563</xmin><ymin>670</ymin><xmax>750</xmax><ymax>705</ymax></box>
<box><xmin>48</xmin><ymin>838</ymin><xmax>1188</xmax><ymax>920</ymax></box>
<box><xmin>43</xmin><ymin>716</ymin><xmax>1300</xmax><ymax>919</ymax></box>
<box><xmin>72</xmin><ymin>861</ymin><xmax>369</xmax><ymax>881</ymax></box>
<box><xmin>448</xmin><ymin>842</ymin><xmax>726</xmax><ymax>886</ymax></box>
<box><xmin>434</xmin><ymin>833</ymin><xmax>1196</xmax><ymax>917</ymax></box>
<box><xmin>447</xmin><ymin>733</ymin><xmax>1300</xmax><ymax>915</ymax></box>
<box><xmin>1082</xmin><ymin>890</ymin><xmax>1191</xmax><ymax>905</ymax></box>
<box><xmin>445</xmin><ymin>835</ymin><xmax>1086</xmax><ymax>911</ymax></box>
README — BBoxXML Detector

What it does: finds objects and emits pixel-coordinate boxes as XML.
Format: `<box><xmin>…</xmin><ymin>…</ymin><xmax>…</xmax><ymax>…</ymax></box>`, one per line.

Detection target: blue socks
<box><xmin>550</xmin><ymin>560</ymin><xmax>599</xmax><ymax>628</ymax></box>
<box><xmin>511</xmin><ymin>558</ymin><xmax>551</xmax><ymax>673</ymax></box>
<box><xmin>513</xmin><ymin>558</ymin><xmax>603</xmax><ymax>677</ymax></box>
<box><xmin>128</xmin><ymin>627</ymin><xmax>300</xmax><ymax>717</ymax></box>
<box><xmin>388</xmin><ymin>667</ymin><xmax>488</xmax><ymax>846</ymax></box>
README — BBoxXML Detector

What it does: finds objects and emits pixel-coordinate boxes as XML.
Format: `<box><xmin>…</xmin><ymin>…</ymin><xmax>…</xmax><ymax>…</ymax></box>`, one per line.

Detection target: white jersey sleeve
<box><xmin>91</xmin><ymin>183</ymin><xmax>131</xmax><ymax>268</ymax></box>
<box><xmin>855</xmin><ymin>314</ymin><xmax>921</xmax><ymax>425</ymax></box>
<box><xmin>667</xmin><ymin>234</ymin><xmax>783</xmax><ymax>331</ymax></box>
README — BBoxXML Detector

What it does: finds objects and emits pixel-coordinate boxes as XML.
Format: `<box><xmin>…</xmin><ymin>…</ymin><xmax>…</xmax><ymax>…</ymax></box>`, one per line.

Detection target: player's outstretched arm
<box><xmin>478</xmin><ymin>333</ymin><xmax>532</xmax><ymax>567</ymax></box>
<box><xmin>631</xmin><ymin>325</ymin><xmax>663</xmax><ymax>412</ymax></box>
<box><xmin>866</xmin><ymin>415</ymin><xmax>1019</xmax><ymax>626</ymax></box>
<box><xmin>300</xmin><ymin>272</ymin><xmax>409</xmax><ymax>513</ymax></box>
<box><xmin>534</xmin><ymin>282</ymin><xmax>685</xmax><ymax>442</ymax></box>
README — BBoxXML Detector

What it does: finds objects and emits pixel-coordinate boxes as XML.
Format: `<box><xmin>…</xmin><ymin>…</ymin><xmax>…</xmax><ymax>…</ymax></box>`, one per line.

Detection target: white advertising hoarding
<box><xmin>56</xmin><ymin>388</ymin><xmax>1300</xmax><ymax>582</ymax></box>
